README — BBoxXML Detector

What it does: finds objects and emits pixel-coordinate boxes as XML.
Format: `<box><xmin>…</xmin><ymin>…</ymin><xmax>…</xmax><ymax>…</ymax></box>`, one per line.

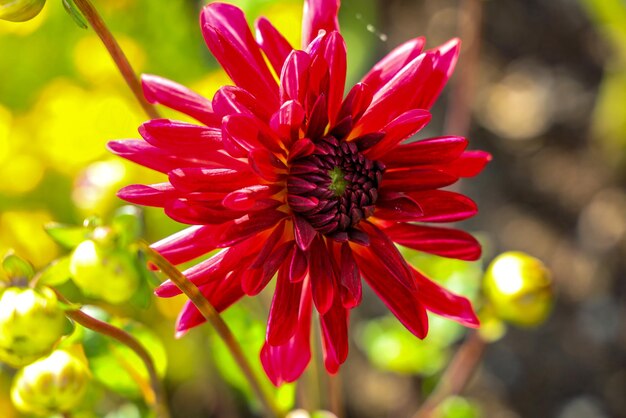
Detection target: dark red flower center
<box><xmin>287</xmin><ymin>135</ymin><xmax>385</xmax><ymax>239</ymax></box>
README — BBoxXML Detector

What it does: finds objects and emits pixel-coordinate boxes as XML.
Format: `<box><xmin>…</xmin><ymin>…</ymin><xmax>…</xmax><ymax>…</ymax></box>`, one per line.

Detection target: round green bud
<box><xmin>0</xmin><ymin>0</ymin><xmax>45</xmax><ymax>22</ymax></box>
<box><xmin>0</xmin><ymin>286</ymin><xmax>69</xmax><ymax>367</ymax></box>
<box><xmin>70</xmin><ymin>240</ymin><xmax>140</xmax><ymax>304</ymax></box>
<box><xmin>11</xmin><ymin>349</ymin><xmax>90</xmax><ymax>415</ymax></box>
<box><xmin>483</xmin><ymin>252</ymin><xmax>553</xmax><ymax>327</ymax></box>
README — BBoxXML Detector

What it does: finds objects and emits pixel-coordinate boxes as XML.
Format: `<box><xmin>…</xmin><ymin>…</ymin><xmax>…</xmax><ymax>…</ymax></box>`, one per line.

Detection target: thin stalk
<box><xmin>71</xmin><ymin>0</ymin><xmax>160</xmax><ymax>120</ymax></box>
<box><xmin>328</xmin><ymin>373</ymin><xmax>343</xmax><ymax>418</ymax></box>
<box><xmin>412</xmin><ymin>332</ymin><xmax>486</xmax><ymax>418</ymax></box>
<box><xmin>56</xmin><ymin>293</ymin><xmax>170</xmax><ymax>418</ymax></box>
<box><xmin>139</xmin><ymin>242</ymin><xmax>283</xmax><ymax>418</ymax></box>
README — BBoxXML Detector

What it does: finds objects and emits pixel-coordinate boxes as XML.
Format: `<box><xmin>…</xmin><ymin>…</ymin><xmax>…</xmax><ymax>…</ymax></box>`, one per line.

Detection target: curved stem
<box><xmin>71</xmin><ymin>0</ymin><xmax>160</xmax><ymax>120</ymax></box>
<box><xmin>412</xmin><ymin>332</ymin><xmax>486</xmax><ymax>418</ymax></box>
<box><xmin>139</xmin><ymin>242</ymin><xmax>283</xmax><ymax>418</ymax></box>
<box><xmin>56</xmin><ymin>292</ymin><xmax>170</xmax><ymax>418</ymax></box>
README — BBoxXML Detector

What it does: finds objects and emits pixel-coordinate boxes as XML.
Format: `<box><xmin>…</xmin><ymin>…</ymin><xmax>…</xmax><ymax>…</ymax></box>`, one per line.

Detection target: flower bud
<box><xmin>483</xmin><ymin>252</ymin><xmax>553</xmax><ymax>327</ymax></box>
<box><xmin>0</xmin><ymin>286</ymin><xmax>70</xmax><ymax>367</ymax></box>
<box><xmin>11</xmin><ymin>349</ymin><xmax>90</xmax><ymax>415</ymax></box>
<box><xmin>70</xmin><ymin>240</ymin><xmax>140</xmax><ymax>304</ymax></box>
<box><xmin>0</xmin><ymin>0</ymin><xmax>45</xmax><ymax>22</ymax></box>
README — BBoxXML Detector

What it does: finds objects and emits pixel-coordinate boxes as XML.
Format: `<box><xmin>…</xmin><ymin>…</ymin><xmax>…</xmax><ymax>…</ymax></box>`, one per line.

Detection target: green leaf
<box><xmin>62</xmin><ymin>0</ymin><xmax>88</xmax><ymax>29</ymax></box>
<box><xmin>45</xmin><ymin>223</ymin><xmax>90</xmax><ymax>249</ymax></box>
<box><xmin>2</xmin><ymin>252</ymin><xmax>35</xmax><ymax>281</ymax></box>
<box><xmin>39</xmin><ymin>256</ymin><xmax>73</xmax><ymax>286</ymax></box>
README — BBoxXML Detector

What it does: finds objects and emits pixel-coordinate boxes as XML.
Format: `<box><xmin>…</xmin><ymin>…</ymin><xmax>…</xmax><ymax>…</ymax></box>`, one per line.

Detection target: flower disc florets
<box><xmin>287</xmin><ymin>136</ymin><xmax>384</xmax><ymax>239</ymax></box>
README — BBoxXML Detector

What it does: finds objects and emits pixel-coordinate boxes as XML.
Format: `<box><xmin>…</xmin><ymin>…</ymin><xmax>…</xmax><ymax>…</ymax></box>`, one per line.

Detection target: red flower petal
<box><xmin>270</xmin><ymin>100</ymin><xmax>306</xmax><ymax>145</ymax></box>
<box><xmin>384</xmin><ymin>223</ymin><xmax>482</xmax><ymax>261</ymax></box>
<box><xmin>381</xmin><ymin>136</ymin><xmax>468</xmax><ymax>168</ymax></box>
<box><xmin>289</xmin><ymin>246</ymin><xmax>308</xmax><ymax>283</ymax></box>
<box><xmin>405</xmin><ymin>190</ymin><xmax>477</xmax><ymax>223</ymax></box>
<box><xmin>243</xmin><ymin>241</ymin><xmax>292</xmax><ymax>295</ymax></box>
<box><xmin>255</xmin><ymin>17</ymin><xmax>294</xmax><ymax>76</ymax></box>
<box><xmin>200</xmin><ymin>3</ymin><xmax>279</xmax><ymax>109</ymax></box>
<box><xmin>301</xmin><ymin>0</ymin><xmax>340</xmax><ymax>47</ymax></box>
<box><xmin>412</xmin><ymin>267</ymin><xmax>479</xmax><ymax>328</ymax></box>
<box><xmin>309</xmin><ymin>236</ymin><xmax>335</xmax><ymax>314</ymax></box>
<box><xmin>338</xmin><ymin>82</ymin><xmax>373</xmax><ymax>125</ymax></box>
<box><xmin>293</xmin><ymin>215</ymin><xmax>317</xmax><ymax>251</ymax></box>
<box><xmin>141</xmin><ymin>74</ymin><xmax>220</xmax><ymax>127</ymax></box>
<box><xmin>139</xmin><ymin>119</ymin><xmax>222</xmax><ymax>156</ymax></box>
<box><xmin>339</xmin><ymin>242</ymin><xmax>361</xmax><ymax>308</ymax></box>
<box><xmin>107</xmin><ymin>140</ymin><xmax>223</xmax><ymax>173</ymax></box>
<box><xmin>353</xmin><ymin>248</ymin><xmax>428</xmax><ymax>338</ymax></box>
<box><xmin>373</xmin><ymin>191</ymin><xmax>424</xmax><ymax>222</ymax></box>
<box><xmin>380</xmin><ymin>168</ymin><xmax>458</xmax><ymax>192</ymax></box>
<box><xmin>151</xmin><ymin>224</ymin><xmax>231</xmax><ymax>265</ymax></box>
<box><xmin>267</xmin><ymin>260</ymin><xmax>304</xmax><ymax>345</ymax></box>
<box><xmin>319</xmin><ymin>294</ymin><xmax>349</xmax><ymax>374</ymax></box>
<box><xmin>169</xmin><ymin>167</ymin><xmax>257</xmax><ymax>193</ymax></box>
<box><xmin>212</xmin><ymin>85</ymin><xmax>272</xmax><ymax>122</ymax></box>
<box><xmin>280</xmin><ymin>50</ymin><xmax>312</xmax><ymax>105</ymax></box>
<box><xmin>249</xmin><ymin>149</ymin><xmax>287</xmax><ymax>182</ymax></box>
<box><xmin>414</xmin><ymin>38</ymin><xmax>461</xmax><ymax>109</ymax></box>
<box><xmin>363</xmin><ymin>109</ymin><xmax>431</xmax><ymax>159</ymax></box>
<box><xmin>443</xmin><ymin>150</ymin><xmax>492</xmax><ymax>178</ymax></box>
<box><xmin>358</xmin><ymin>222</ymin><xmax>416</xmax><ymax>291</ymax></box>
<box><xmin>165</xmin><ymin>199</ymin><xmax>246</xmax><ymax>225</ymax></box>
<box><xmin>216</xmin><ymin>209</ymin><xmax>288</xmax><ymax>248</ymax></box>
<box><xmin>117</xmin><ymin>183</ymin><xmax>178</xmax><ymax>207</ymax></box>
<box><xmin>222</xmin><ymin>184</ymin><xmax>283</xmax><ymax>210</ymax></box>
<box><xmin>353</xmin><ymin>52</ymin><xmax>435</xmax><ymax>136</ymax></box>
<box><xmin>315</xmin><ymin>31</ymin><xmax>347</xmax><ymax>126</ymax></box>
<box><xmin>360</xmin><ymin>37</ymin><xmax>426</xmax><ymax>91</ymax></box>
<box><xmin>261</xmin><ymin>281</ymin><xmax>312</xmax><ymax>386</ymax></box>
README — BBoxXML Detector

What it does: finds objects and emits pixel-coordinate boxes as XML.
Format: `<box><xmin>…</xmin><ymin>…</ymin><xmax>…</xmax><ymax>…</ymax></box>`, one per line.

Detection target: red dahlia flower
<box><xmin>109</xmin><ymin>0</ymin><xmax>490</xmax><ymax>385</ymax></box>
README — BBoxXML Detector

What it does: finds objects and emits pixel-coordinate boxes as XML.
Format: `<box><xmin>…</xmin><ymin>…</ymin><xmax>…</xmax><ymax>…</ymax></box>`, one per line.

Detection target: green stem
<box><xmin>71</xmin><ymin>0</ymin><xmax>160</xmax><ymax>120</ymax></box>
<box><xmin>412</xmin><ymin>332</ymin><xmax>486</xmax><ymax>418</ymax></box>
<box><xmin>139</xmin><ymin>242</ymin><xmax>283</xmax><ymax>418</ymax></box>
<box><xmin>56</xmin><ymin>292</ymin><xmax>170</xmax><ymax>418</ymax></box>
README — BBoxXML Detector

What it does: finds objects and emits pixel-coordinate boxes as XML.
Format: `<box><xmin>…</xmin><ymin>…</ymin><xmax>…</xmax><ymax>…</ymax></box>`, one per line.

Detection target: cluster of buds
<box><xmin>0</xmin><ymin>253</ymin><xmax>90</xmax><ymax>415</ymax></box>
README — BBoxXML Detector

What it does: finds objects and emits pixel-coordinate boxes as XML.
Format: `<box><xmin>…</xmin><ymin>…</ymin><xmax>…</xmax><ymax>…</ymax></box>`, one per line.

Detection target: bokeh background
<box><xmin>0</xmin><ymin>0</ymin><xmax>624</xmax><ymax>417</ymax></box>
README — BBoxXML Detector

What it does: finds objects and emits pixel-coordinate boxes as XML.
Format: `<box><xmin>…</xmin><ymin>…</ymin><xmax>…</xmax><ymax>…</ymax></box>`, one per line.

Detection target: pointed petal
<box><xmin>301</xmin><ymin>0</ymin><xmax>340</xmax><ymax>47</ymax></box>
<box><xmin>415</xmin><ymin>38</ymin><xmax>461</xmax><ymax>109</ymax></box>
<box><xmin>201</xmin><ymin>3</ymin><xmax>279</xmax><ymax>109</ymax></box>
<box><xmin>381</xmin><ymin>136</ymin><xmax>468</xmax><ymax>168</ymax></box>
<box><xmin>222</xmin><ymin>184</ymin><xmax>283</xmax><ymax>210</ymax></box>
<box><xmin>319</xmin><ymin>294</ymin><xmax>349</xmax><ymax>374</ymax></box>
<box><xmin>289</xmin><ymin>246</ymin><xmax>308</xmax><ymax>283</ymax></box>
<box><xmin>117</xmin><ymin>183</ymin><xmax>178</xmax><ymax>207</ymax></box>
<box><xmin>261</xmin><ymin>282</ymin><xmax>312</xmax><ymax>386</ymax></box>
<box><xmin>151</xmin><ymin>224</ymin><xmax>230</xmax><ymax>265</ymax></box>
<box><xmin>212</xmin><ymin>85</ymin><xmax>272</xmax><ymax>121</ymax></box>
<box><xmin>363</xmin><ymin>109</ymin><xmax>431</xmax><ymax>159</ymax></box>
<box><xmin>169</xmin><ymin>167</ymin><xmax>257</xmax><ymax>193</ymax></box>
<box><xmin>384</xmin><ymin>223</ymin><xmax>482</xmax><ymax>261</ymax></box>
<box><xmin>216</xmin><ymin>209</ymin><xmax>288</xmax><ymax>247</ymax></box>
<box><xmin>358</xmin><ymin>222</ymin><xmax>416</xmax><ymax>291</ymax></box>
<box><xmin>280</xmin><ymin>50</ymin><xmax>312</xmax><ymax>105</ymax></box>
<box><xmin>373</xmin><ymin>191</ymin><xmax>424</xmax><ymax>222</ymax></box>
<box><xmin>309</xmin><ymin>236</ymin><xmax>335</xmax><ymax>314</ymax></box>
<box><xmin>267</xmin><ymin>261</ymin><xmax>304</xmax><ymax>345</ymax></box>
<box><xmin>360</xmin><ymin>37</ymin><xmax>426</xmax><ymax>91</ymax></box>
<box><xmin>141</xmin><ymin>74</ymin><xmax>220</xmax><ymax>127</ymax></box>
<box><xmin>405</xmin><ymin>190</ymin><xmax>477</xmax><ymax>223</ymax></box>
<box><xmin>380</xmin><ymin>168</ymin><xmax>458</xmax><ymax>192</ymax></box>
<box><xmin>353</xmin><ymin>52</ymin><xmax>435</xmax><ymax>136</ymax></box>
<box><xmin>353</xmin><ymin>248</ymin><xmax>428</xmax><ymax>338</ymax></box>
<box><xmin>249</xmin><ymin>148</ymin><xmax>287</xmax><ymax>182</ymax></box>
<box><xmin>412</xmin><ymin>267</ymin><xmax>479</xmax><ymax>327</ymax></box>
<box><xmin>165</xmin><ymin>199</ymin><xmax>246</xmax><ymax>225</ymax></box>
<box><xmin>255</xmin><ymin>17</ymin><xmax>294</xmax><ymax>76</ymax></box>
<box><xmin>293</xmin><ymin>215</ymin><xmax>318</xmax><ymax>251</ymax></box>
<box><xmin>443</xmin><ymin>151</ymin><xmax>491</xmax><ymax>178</ymax></box>
<box><xmin>270</xmin><ymin>100</ymin><xmax>306</xmax><ymax>145</ymax></box>
<box><xmin>315</xmin><ymin>32</ymin><xmax>346</xmax><ymax>126</ymax></box>
<box><xmin>339</xmin><ymin>242</ymin><xmax>361</xmax><ymax>308</ymax></box>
